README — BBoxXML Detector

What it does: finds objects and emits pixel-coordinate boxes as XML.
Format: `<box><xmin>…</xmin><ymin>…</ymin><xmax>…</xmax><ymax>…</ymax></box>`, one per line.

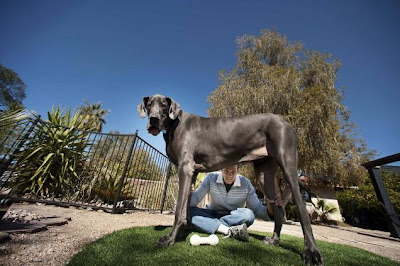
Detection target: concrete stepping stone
<box><xmin>0</xmin><ymin>232</ymin><xmax>10</xmax><ymax>242</ymax></box>
<box><xmin>39</xmin><ymin>217</ymin><xmax>69</xmax><ymax>226</ymax></box>
<box><xmin>0</xmin><ymin>221</ymin><xmax>47</xmax><ymax>234</ymax></box>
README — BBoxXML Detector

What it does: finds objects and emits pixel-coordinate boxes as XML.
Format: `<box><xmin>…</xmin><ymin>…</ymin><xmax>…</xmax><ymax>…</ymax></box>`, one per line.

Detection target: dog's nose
<box><xmin>149</xmin><ymin>116</ymin><xmax>160</xmax><ymax>125</ymax></box>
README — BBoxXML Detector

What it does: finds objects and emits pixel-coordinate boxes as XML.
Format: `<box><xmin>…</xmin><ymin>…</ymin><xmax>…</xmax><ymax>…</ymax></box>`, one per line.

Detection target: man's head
<box><xmin>137</xmin><ymin>94</ymin><xmax>181</xmax><ymax>136</ymax></box>
<box><xmin>222</xmin><ymin>164</ymin><xmax>238</xmax><ymax>184</ymax></box>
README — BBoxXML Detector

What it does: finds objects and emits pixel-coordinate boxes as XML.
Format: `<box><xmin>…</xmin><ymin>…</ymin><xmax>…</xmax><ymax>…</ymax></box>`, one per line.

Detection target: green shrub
<box><xmin>337</xmin><ymin>171</ymin><xmax>400</xmax><ymax>231</ymax></box>
<box><xmin>90</xmin><ymin>175</ymin><xmax>124</xmax><ymax>204</ymax></box>
<box><xmin>285</xmin><ymin>202</ymin><xmax>299</xmax><ymax>221</ymax></box>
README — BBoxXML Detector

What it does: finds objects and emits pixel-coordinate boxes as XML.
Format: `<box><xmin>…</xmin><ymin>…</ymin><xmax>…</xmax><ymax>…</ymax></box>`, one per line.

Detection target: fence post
<box><xmin>160</xmin><ymin>162</ymin><xmax>173</xmax><ymax>213</ymax></box>
<box><xmin>112</xmin><ymin>130</ymin><xmax>138</xmax><ymax>214</ymax></box>
<box><xmin>0</xmin><ymin>117</ymin><xmax>40</xmax><ymax>182</ymax></box>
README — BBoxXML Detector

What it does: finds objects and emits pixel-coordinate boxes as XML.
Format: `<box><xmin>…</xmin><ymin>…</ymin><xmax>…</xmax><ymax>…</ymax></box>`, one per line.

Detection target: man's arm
<box><xmin>190</xmin><ymin>174</ymin><xmax>211</xmax><ymax>207</ymax></box>
<box><xmin>246</xmin><ymin>180</ymin><xmax>271</xmax><ymax>221</ymax></box>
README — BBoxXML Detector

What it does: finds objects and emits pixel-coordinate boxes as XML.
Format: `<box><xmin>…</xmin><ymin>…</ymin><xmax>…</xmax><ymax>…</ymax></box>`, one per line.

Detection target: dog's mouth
<box><xmin>147</xmin><ymin>126</ymin><xmax>161</xmax><ymax>136</ymax></box>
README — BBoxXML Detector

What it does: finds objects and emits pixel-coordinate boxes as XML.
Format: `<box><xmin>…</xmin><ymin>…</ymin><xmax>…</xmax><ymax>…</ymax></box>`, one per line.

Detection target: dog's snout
<box><xmin>149</xmin><ymin>116</ymin><xmax>160</xmax><ymax>125</ymax></box>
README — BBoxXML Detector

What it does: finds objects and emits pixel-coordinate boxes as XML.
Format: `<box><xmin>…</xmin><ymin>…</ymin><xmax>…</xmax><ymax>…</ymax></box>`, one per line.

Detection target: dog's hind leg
<box><xmin>158</xmin><ymin>163</ymin><xmax>195</xmax><ymax>246</ymax></box>
<box><xmin>254</xmin><ymin>157</ymin><xmax>284</xmax><ymax>246</ymax></box>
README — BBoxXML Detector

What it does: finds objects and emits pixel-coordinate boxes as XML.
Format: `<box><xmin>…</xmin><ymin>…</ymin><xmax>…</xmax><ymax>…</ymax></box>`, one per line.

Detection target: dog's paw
<box><xmin>262</xmin><ymin>236</ymin><xmax>280</xmax><ymax>246</ymax></box>
<box><xmin>303</xmin><ymin>247</ymin><xmax>324</xmax><ymax>266</ymax></box>
<box><xmin>157</xmin><ymin>235</ymin><xmax>175</xmax><ymax>246</ymax></box>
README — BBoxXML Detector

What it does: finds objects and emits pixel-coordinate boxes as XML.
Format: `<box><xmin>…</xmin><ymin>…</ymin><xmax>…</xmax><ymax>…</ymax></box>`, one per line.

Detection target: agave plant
<box><xmin>0</xmin><ymin>105</ymin><xmax>32</xmax><ymax>159</ymax></box>
<box><xmin>14</xmin><ymin>107</ymin><xmax>90</xmax><ymax>198</ymax></box>
<box><xmin>91</xmin><ymin>174</ymin><xmax>124</xmax><ymax>204</ymax></box>
<box><xmin>0</xmin><ymin>104</ymin><xmax>30</xmax><ymax>140</ymax></box>
<box><xmin>0</xmin><ymin>107</ymin><xmax>30</xmax><ymax>127</ymax></box>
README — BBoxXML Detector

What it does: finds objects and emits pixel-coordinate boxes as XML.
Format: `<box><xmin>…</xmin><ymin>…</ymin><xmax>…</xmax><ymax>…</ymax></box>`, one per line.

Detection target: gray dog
<box><xmin>137</xmin><ymin>94</ymin><xmax>324</xmax><ymax>265</ymax></box>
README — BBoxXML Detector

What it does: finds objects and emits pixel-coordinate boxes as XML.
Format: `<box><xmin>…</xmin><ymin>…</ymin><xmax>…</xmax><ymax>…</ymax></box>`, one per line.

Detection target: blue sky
<box><xmin>1</xmin><ymin>1</ymin><xmax>399</xmax><ymax>162</ymax></box>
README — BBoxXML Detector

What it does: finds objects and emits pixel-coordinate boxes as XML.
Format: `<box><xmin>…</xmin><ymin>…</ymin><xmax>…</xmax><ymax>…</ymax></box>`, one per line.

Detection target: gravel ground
<box><xmin>1</xmin><ymin>204</ymin><xmax>175</xmax><ymax>266</ymax></box>
<box><xmin>1</xmin><ymin>203</ymin><xmax>399</xmax><ymax>265</ymax></box>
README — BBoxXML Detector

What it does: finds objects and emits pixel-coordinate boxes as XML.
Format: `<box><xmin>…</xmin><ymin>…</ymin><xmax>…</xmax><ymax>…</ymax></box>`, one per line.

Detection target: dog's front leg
<box><xmin>158</xmin><ymin>163</ymin><xmax>194</xmax><ymax>246</ymax></box>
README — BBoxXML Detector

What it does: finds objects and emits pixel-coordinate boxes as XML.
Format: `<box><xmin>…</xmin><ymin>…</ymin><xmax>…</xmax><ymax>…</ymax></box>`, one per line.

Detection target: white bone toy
<box><xmin>190</xmin><ymin>234</ymin><xmax>219</xmax><ymax>246</ymax></box>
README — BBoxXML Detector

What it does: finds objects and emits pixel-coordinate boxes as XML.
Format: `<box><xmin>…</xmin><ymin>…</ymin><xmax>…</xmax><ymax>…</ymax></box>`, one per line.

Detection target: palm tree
<box><xmin>78</xmin><ymin>101</ymin><xmax>110</xmax><ymax>132</ymax></box>
<box><xmin>316</xmin><ymin>198</ymin><xmax>338</xmax><ymax>223</ymax></box>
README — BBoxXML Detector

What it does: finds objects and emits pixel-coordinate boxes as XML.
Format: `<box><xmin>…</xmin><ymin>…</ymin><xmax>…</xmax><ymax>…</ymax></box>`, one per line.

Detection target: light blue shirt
<box><xmin>190</xmin><ymin>172</ymin><xmax>271</xmax><ymax>221</ymax></box>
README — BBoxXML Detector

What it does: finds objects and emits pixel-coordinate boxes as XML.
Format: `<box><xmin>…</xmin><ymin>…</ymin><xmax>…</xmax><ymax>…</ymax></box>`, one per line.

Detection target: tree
<box><xmin>127</xmin><ymin>148</ymin><xmax>164</xmax><ymax>181</ymax></box>
<box><xmin>208</xmin><ymin>29</ymin><xmax>375</xmax><ymax>186</ymax></box>
<box><xmin>78</xmin><ymin>100</ymin><xmax>110</xmax><ymax>132</ymax></box>
<box><xmin>0</xmin><ymin>64</ymin><xmax>27</xmax><ymax>109</ymax></box>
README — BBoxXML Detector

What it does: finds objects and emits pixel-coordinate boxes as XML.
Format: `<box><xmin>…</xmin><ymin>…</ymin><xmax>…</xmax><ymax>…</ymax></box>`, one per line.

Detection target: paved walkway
<box><xmin>249</xmin><ymin>219</ymin><xmax>400</xmax><ymax>262</ymax></box>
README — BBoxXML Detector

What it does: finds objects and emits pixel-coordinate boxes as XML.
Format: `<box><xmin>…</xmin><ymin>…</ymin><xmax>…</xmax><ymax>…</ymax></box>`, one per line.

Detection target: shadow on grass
<box><xmin>249</xmin><ymin>232</ymin><xmax>265</xmax><ymax>241</ymax></box>
<box><xmin>249</xmin><ymin>232</ymin><xmax>303</xmax><ymax>260</ymax></box>
<box><xmin>153</xmin><ymin>225</ymin><xmax>191</xmax><ymax>243</ymax></box>
<box><xmin>154</xmin><ymin>225</ymin><xmax>169</xmax><ymax>231</ymax></box>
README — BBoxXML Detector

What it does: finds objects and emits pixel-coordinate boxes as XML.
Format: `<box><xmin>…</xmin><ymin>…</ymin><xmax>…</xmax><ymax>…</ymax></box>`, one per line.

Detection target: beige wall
<box><xmin>309</xmin><ymin>185</ymin><xmax>343</xmax><ymax>222</ymax></box>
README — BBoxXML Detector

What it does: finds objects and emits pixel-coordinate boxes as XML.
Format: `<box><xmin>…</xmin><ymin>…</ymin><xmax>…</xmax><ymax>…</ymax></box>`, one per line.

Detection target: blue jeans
<box><xmin>189</xmin><ymin>207</ymin><xmax>255</xmax><ymax>234</ymax></box>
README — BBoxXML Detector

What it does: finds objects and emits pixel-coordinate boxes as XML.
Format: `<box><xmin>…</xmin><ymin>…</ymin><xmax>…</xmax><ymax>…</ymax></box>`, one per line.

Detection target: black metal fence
<box><xmin>0</xmin><ymin>118</ymin><xmax>179</xmax><ymax>213</ymax></box>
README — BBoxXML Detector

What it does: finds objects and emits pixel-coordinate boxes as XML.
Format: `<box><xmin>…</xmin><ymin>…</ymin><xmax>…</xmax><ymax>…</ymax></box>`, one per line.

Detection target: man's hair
<box><xmin>223</xmin><ymin>163</ymin><xmax>238</xmax><ymax>170</ymax></box>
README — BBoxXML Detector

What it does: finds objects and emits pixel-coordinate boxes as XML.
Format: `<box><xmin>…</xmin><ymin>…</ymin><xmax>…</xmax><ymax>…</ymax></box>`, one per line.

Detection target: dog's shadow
<box><xmin>153</xmin><ymin>225</ymin><xmax>191</xmax><ymax>243</ymax></box>
<box><xmin>249</xmin><ymin>232</ymin><xmax>265</xmax><ymax>241</ymax></box>
<box><xmin>249</xmin><ymin>232</ymin><xmax>303</xmax><ymax>258</ymax></box>
<box><xmin>154</xmin><ymin>225</ymin><xmax>169</xmax><ymax>231</ymax></box>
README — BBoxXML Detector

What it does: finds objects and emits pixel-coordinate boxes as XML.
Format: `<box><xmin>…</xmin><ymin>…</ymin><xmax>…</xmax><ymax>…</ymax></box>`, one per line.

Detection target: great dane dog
<box><xmin>137</xmin><ymin>94</ymin><xmax>324</xmax><ymax>265</ymax></box>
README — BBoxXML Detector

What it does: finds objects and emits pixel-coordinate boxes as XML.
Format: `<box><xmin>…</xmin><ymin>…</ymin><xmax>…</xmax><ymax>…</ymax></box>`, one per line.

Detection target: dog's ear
<box><xmin>137</xmin><ymin>96</ymin><xmax>149</xmax><ymax>118</ymax></box>
<box><xmin>166</xmin><ymin>97</ymin><xmax>181</xmax><ymax>120</ymax></box>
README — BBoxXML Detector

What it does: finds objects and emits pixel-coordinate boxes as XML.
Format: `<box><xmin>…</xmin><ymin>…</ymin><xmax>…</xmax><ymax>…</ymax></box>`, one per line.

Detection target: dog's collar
<box><xmin>163</xmin><ymin>118</ymin><xmax>179</xmax><ymax>135</ymax></box>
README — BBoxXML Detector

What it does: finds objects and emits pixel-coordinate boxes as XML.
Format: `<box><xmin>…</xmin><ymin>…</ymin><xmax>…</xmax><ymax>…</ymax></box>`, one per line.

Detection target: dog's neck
<box><xmin>162</xmin><ymin>117</ymin><xmax>180</xmax><ymax>136</ymax></box>
<box><xmin>162</xmin><ymin>117</ymin><xmax>180</xmax><ymax>164</ymax></box>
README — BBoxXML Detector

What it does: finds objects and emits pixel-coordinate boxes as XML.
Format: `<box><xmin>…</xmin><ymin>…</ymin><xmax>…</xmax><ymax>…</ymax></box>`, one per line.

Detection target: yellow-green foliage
<box><xmin>208</xmin><ymin>29</ymin><xmax>375</xmax><ymax>186</ymax></box>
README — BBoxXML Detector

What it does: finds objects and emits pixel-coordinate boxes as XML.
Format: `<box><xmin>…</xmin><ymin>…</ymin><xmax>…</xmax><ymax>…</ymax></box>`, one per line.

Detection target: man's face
<box><xmin>222</xmin><ymin>165</ymin><xmax>238</xmax><ymax>185</ymax></box>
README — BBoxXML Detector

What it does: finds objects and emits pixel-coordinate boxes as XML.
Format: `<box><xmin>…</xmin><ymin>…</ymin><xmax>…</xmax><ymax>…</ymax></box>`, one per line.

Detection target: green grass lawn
<box><xmin>68</xmin><ymin>226</ymin><xmax>398</xmax><ymax>266</ymax></box>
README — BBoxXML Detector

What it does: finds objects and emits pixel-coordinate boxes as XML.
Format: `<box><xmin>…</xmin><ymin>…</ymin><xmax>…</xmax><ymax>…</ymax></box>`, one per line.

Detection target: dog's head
<box><xmin>137</xmin><ymin>94</ymin><xmax>181</xmax><ymax>136</ymax></box>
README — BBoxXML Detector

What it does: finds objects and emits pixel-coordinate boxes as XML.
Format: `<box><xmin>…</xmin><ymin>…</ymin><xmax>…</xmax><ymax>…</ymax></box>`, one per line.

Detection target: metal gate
<box><xmin>0</xmin><ymin>118</ymin><xmax>178</xmax><ymax>213</ymax></box>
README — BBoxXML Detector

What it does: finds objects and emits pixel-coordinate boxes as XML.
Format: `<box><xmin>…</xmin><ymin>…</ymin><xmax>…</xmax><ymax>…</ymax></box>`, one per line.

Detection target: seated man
<box><xmin>189</xmin><ymin>164</ymin><xmax>272</xmax><ymax>241</ymax></box>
